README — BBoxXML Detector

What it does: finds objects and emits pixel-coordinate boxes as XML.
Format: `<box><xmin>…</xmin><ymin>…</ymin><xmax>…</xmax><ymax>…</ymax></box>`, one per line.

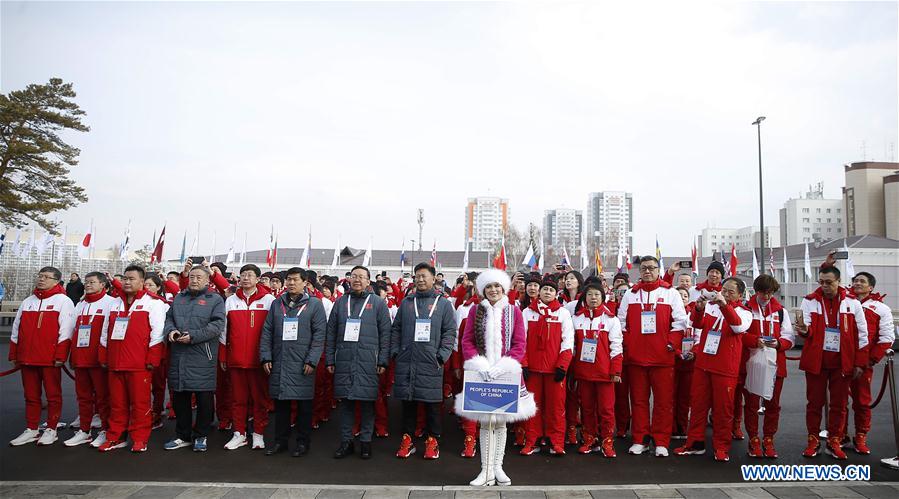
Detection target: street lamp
<box><xmin>752</xmin><ymin>116</ymin><xmax>766</xmax><ymax>274</ymax></box>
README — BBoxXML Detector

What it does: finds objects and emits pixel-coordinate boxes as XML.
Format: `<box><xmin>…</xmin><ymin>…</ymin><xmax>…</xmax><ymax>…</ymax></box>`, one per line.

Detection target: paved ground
<box><xmin>1</xmin><ymin>343</ymin><xmax>898</xmax><ymax>487</ymax></box>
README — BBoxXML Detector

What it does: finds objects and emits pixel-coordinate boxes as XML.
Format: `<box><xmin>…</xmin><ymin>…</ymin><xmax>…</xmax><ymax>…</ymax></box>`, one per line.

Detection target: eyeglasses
<box><xmin>640</xmin><ymin>266</ymin><xmax>659</xmax><ymax>272</ymax></box>
<box><xmin>350</xmin><ymin>274</ymin><xmax>369</xmax><ymax>281</ymax></box>
<box><xmin>36</xmin><ymin>274</ymin><xmax>59</xmax><ymax>281</ymax></box>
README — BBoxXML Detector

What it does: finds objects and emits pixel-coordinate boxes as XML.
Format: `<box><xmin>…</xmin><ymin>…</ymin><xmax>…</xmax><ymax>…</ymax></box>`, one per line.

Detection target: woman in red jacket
<box><xmin>672</xmin><ymin>286</ymin><xmax>696</xmax><ymax>440</ymax></box>
<box><xmin>570</xmin><ymin>282</ymin><xmax>623</xmax><ymax>457</ymax></box>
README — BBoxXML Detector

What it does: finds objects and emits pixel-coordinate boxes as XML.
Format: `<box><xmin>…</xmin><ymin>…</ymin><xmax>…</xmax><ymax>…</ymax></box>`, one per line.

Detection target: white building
<box><xmin>464</xmin><ymin>197</ymin><xmax>509</xmax><ymax>252</ymax></box>
<box><xmin>697</xmin><ymin>225</ymin><xmax>780</xmax><ymax>258</ymax></box>
<box><xmin>778</xmin><ymin>183</ymin><xmax>844</xmax><ymax>246</ymax></box>
<box><xmin>585</xmin><ymin>191</ymin><xmax>633</xmax><ymax>265</ymax></box>
<box><xmin>543</xmin><ymin>209</ymin><xmax>583</xmax><ymax>254</ymax></box>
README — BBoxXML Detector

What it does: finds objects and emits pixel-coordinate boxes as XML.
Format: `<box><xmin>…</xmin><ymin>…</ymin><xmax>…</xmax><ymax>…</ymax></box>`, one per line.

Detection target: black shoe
<box><xmin>293</xmin><ymin>442</ymin><xmax>309</xmax><ymax>457</ymax></box>
<box><xmin>360</xmin><ymin>441</ymin><xmax>372</xmax><ymax>459</ymax></box>
<box><xmin>265</xmin><ymin>442</ymin><xmax>288</xmax><ymax>456</ymax></box>
<box><xmin>334</xmin><ymin>441</ymin><xmax>354</xmax><ymax>459</ymax></box>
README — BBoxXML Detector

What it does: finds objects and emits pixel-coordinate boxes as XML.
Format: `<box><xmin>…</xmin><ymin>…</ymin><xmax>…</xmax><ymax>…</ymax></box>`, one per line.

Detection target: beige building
<box><xmin>843</xmin><ymin>161</ymin><xmax>899</xmax><ymax>237</ymax></box>
<box><xmin>886</xmin><ymin>173</ymin><xmax>899</xmax><ymax>239</ymax></box>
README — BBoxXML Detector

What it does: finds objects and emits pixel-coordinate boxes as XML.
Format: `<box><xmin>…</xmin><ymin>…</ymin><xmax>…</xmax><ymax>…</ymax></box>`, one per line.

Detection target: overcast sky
<box><xmin>2</xmin><ymin>0</ymin><xmax>896</xmax><ymax>259</ymax></box>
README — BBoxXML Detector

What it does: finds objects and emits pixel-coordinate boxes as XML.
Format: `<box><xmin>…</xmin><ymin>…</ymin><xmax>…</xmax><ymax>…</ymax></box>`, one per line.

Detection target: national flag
<box><xmin>11</xmin><ymin>229</ymin><xmax>22</xmax><ymax>256</ymax></box>
<box><xmin>399</xmin><ymin>239</ymin><xmax>406</xmax><ymax>272</ymax></box>
<box><xmin>729</xmin><ymin>243</ymin><xmax>738</xmax><ymax>277</ymax></box>
<box><xmin>57</xmin><ymin>226</ymin><xmax>67</xmax><ymax>261</ymax></box>
<box><xmin>842</xmin><ymin>241</ymin><xmax>856</xmax><ymax>278</ymax></box>
<box><xmin>537</xmin><ymin>238</ymin><xmax>544</xmax><ymax>272</ymax></box>
<box><xmin>0</xmin><ymin>232</ymin><xmax>5</xmax><ymax>256</ymax></box>
<box><xmin>768</xmin><ymin>247</ymin><xmax>776</xmax><ymax>275</ymax></box>
<box><xmin>655</xmin><ymin>236</ymin><xmax>665</xmax><ymax>274</ymax></box>
<box><xmin>151</xmin><ymin>225</ymin><xmax>166</xmax><ymax>264</ymax></box>
<box><xmin>209</xmin><ymin>231</ymin><xmax>217</xmax><ymax>263</ymax></box>
<box><xmin>271</xmin><ymin>235</ymin><xmax>279</xmax><ymax>269</ymax></box>
<box><xmin>803</xmin><ymin>242</ymin><xmax>812</xmax><ymax>279</ymax></box>
<box><xmin>624</xmin><ymin>247</ymin><xmax>632</xmax><ymax>270</ymax></box>
<box><xmin>594</xmin><ymin>248</ymin><xmax>603</xmax><ymax>275</ymax></box>
<box><xmin>782</xmin><ymin>246</ymin><xmax>789</xmax><ymax>284</ymax></box>
<box><xmin>300</xmin><ymin>230</ymin><xmax>311</xmax><ymax>268</ymax></box>
<box><xmin>362</xmin><ymin>238</ymin><xmax>372</xmax><ymax>267</ymax></box>
<box><xmin>20</xmin><ymin>227</ymin><xmax>35</xmax><ymax>257</ymax></box>
<box><xmin>266</xmin><ymin>226</ymin><xmax>276</xmax><ymax>269</ymax></box>
<box><xmin>691</xmin><ymin>242</ymin><xmax>698</xmax><ymax>277</ymax></box>
<box><xmin>331</xmin><ymin>237</ymin><xmax>341</xmax><ymax>271</ymax></box>
<box><xmin>560</xmin><ymin>245</ymin><xmax>571</xmax><ymax>267</ymax></box>
<box><xmin>521</xmin><ymin>243</ymin><xmax>536</xmax><ymax>270</ymax></box>
<box><xmin>79</xmin><ymin>223</ymin><xmax>93</xmax><ymax>258</ymax></box>
<box><xmin>462</xmin><ymin>238</ymin><xmax>470</xmax><ymax>272</ymax></box>
<box><xmin>35</xmin><ymin>230</ymin><xmax>54</xmax><ymax>256</ymax></box>
<box><xmin>615</xmin><ymin>251</ymin><xmax>622</xmax><ymax>273</ymax></box>
<box><xmin>493</xmin><ymin>238</ymin><xmax>507</xmax><ymax>270</ymax></box>
<box><xmin>429</xmin><ymin>240</ymin><xmax>438</xmax><ymax>267</ymax></box>
<box><xmin>226</xmin><ymin>225</ymin><xmax>236</xmax><ymax>264</ymax></box>
<box><xmin>580</xmin><ymin>234</ymin><xmax>588</xmax><ymax>271</ymax></box>
<box><xmin>239</xmin><ymin>232</ymin><xmax>247</xmax><ymax>267</ymax></box>
<box><xmin>751</xmin><ymin>249</ymin><xmax>759</xmax><ymax>279</ymax></box>
<box><xmin>179</xmin><ymin>230</ymin><xmax>187</xmax><ymax>264</ymax></box>
<box><xmin>119</xmin><ymin>221</ymin><xmax>131</xmax><ymax>262</ymax></box>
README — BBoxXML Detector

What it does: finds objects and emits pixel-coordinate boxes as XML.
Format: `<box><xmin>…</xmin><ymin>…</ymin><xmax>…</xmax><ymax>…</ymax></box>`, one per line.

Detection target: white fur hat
<box><xmin>476</xmin><ymin>269</ymin><xmax>512</xmax><ymax>296</ymax></box>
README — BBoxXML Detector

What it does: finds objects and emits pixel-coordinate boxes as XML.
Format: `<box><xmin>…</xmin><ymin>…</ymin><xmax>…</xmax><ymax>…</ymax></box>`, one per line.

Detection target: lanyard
<box><xmin>280</xmin><ymin>301</ymin><xmax>307</xmax><ymax>318</ymax></box>
<box><xmin>639</xmin><ymin>290</ymin><xmax>656</xmax><ymax>311</ymax></box>
<box><xmin>822</xmin><ymin>296</ymin><xmax>840</xmax><ymax>329</ymax></box>
<box><xmin>711</xmin><ymin>309</ymin><xmax>725</xmax><ymax>332</ymax></box>
<box><xmin>80</xmin><ymin>302</ymin><xmax>101</xmax><ymax>326</ymax></box>
<box><xmin>754</xmin><ymin>301</ymin><xmax>774</xmax><ymax>337</ymax></box>
<box><xmin>414</xmin><ymin>295</ymin><xmax>439</xmax><ymax>319</ymax></box>
<box><xmin>348</xmin><ymin>295</ymin><xmax>371</xmax><ymax>319</ymax></box>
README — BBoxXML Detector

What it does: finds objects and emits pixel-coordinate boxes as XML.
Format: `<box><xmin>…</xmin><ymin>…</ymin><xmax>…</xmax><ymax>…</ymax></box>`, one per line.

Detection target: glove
<box><xmin>479</xmin><ymin>370</ymin><xmax>493</xmax><ymax>382</ymax></box>
<box><xmin>522</xmin><ymin>367</ymin><xmax>530</xmax><ymax>381</ymax></box>
<box><xmin>487</xmin><ymin>365</ymin><xmax>505</xmax><ymax>381</ymax></box>
<box><xmin>554</xmin><ymin>368</ymin><xmax>566</xmax><ymax>383</ymax></box>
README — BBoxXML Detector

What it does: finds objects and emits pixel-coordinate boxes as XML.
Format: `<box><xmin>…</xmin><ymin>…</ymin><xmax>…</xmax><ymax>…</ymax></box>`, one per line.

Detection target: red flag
<box><xmin>150</xmin><ymin>225</ymin><xmax>166</xmax><ymax>264</ymax></box>
<box><xmin>492</xmin><ymin>239</ymin><xmax>507</xmax><ymax>270</ymax></box>
<box><xmin>429</xmin><ymin>240</ymin><xmax>437</xmax><ymax>267</ymax></box>
<box><xmin>78</xmin><ymin>225</ymin><xmax>92</xmax><ymax>258</ymax></box>
<box><xmin>691</xmin><ymin>243</ymin><xmax>698</xmax><ymax>275</ymax></box>
<box><xmin>729</xmin><ymin>244</ymin><xmax>738</xmax><ymax>277</ymax></box>
<box><xmin>266</xmin><ymin>226</ymin><xmax>276</xmax><ymax>269</ymax></box>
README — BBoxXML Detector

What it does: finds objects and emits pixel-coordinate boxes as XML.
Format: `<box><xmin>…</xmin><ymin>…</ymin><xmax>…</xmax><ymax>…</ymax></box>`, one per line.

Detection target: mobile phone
<box><xmin>678</xmin><ymin>260</ymin><xmax>693</xmax><ymax>269</ymax></box>
<box><xmin>189</xmin><ymin>256</ymin><xmax>206</xmax><ymax>264</ymax></box>
<box><xmin>832</xmin><ymin>251</ymin><xmax>849</xmax><ymax>260</ymax></box>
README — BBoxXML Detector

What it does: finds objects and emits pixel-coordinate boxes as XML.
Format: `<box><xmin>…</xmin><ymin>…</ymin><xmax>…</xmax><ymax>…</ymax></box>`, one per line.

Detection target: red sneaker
<box><xmin>414</xmin><ymin>427</ymin><xmax>425</xmax><ymax>438</ymax></box>
<box><xmin>461</xmin><ymin>435</ymin><xmax>476</xmax><ymax>458</ymax></box>
<box><xmin>151</xmin><ymin>414</ymin><xmax>163</xmax><ymax>431</ymax></box>
<box><xmin>395</xmin><ymin>433</ymin><xmax>416</xmax><ymax>458</ymax></box>
<box><xmin>802</xmin><ymin>434</ymin><xmax>820</xmax><ymax>458</ymax></box>
<box><xmin>423</xmin><ymin>436</ymin><xmax>439</xmax><ymax>460</ymax></box>
<box><xmin>566</xmin><ymin>425</ymin><xmax>579</xmax><ymax>445</ymax></box>
<box><xmin>762</xmin><ymin>436</ymin><xmax>778</xmax><ymax>459</ymax></box>
<box><xmin>549</xmin><ymin>445</ymin><xmax>566</xmax><ymax>456</ymax></box>
<box><xmin>375</xmin><ymin>429</ymin><xmax>390</xmax><ymax>438</ymax></box>
<box><xmin>130</xmin><ymin>441</ymin><xmax>147</xmax><ymax>453</ymax></box>
<box><xmin>825</xmin><ymin>436</ymin><xmax>847</xmax><ymax>460</ymax></box>
<box><xmin>578</xmin><ymin>434</ymin><xmax>597</xmax><ymax>454</ymax></box>
<box><xmin>600</xmin><ymin>437</ymin><xmax>617</xmax><ymax>458</ymax></box>
<box><xmin>513</xmin><ymin>426</ymin><xmax>526</xmax><ymax>447</ymax></box>
<box><xmin>674</xmin><ymin>441</ymin><xmax>706</xmax><ymax>456</ymax></box>
<box><xmin>732</xmin><ymin>428</ymin><xmax>744</xmax><ymax>441</ymax></box>
<box><xmin>98</xmin><ymin>439</ymin><xmax>127</xmax><ymax>452</ymax></box>
<box><xmin>853</xmin><ymin>433</ymin><xmax>870</xmax><ymax>455</ymax></box>
<box><xmin>519</xmin><ymin>443</ymin><xmax>540</xmax><ymax>456</ymax></box>
<box><xmin>714</xmin><ymin>449</ymin><xmax>730</xmax><ymax>462</ymax></box>
<box><xmin>747</xmin><ymin>436</ymin><xmax>763</xmax><ymax>458</ymax></box>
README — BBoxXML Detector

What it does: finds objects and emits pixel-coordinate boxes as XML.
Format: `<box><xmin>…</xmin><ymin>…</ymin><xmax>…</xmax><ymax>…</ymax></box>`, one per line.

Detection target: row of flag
<box><xmin>0</xmin><ymin>224</ymin><xmax>95</xmax><ymax>260</ymax></box>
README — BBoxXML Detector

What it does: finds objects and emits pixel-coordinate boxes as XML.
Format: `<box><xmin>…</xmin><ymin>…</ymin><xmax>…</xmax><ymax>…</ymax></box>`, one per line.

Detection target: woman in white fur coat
<box><xmin>455</xmin><ymin>269</ymin><xmax>537</xmax><ymax>486</ymax></box>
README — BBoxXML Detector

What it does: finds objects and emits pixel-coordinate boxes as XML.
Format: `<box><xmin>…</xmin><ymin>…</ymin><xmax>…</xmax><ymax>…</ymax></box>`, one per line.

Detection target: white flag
<box><xmin>751</xmin><ymin>249</ymin><xmax>759</xmax><ymax>280</ymax></box>
<box><xmin>20</xmin><ymin>227</ymin><xmax>36</xmax><ymax>257</ymax></box>
<box><xmin>803</xmin><ymin>242</ymin><xmax>812</xmax><ymax>279</ymax></box>
<box><xmin>11</xmin><ymin>229</ymin><xmax>22</xmax><ymax>256</ymax></box>
<box><xmin>57</xmin><ymin>226</ymin><xmax>68</xmax><ymax>261</ymax></box>
<box><xmin>226</xmin><ymin>225</ymin><xmax>236</xmax><ymax>264</ymax></box>
<box><xmin>239</xmin><ymin>232</ymin><xmax>247</xmax><ymax>267</ymax></box>
<box><xmin>462</xmin><ymin>238</ymin><xmax>470</xmax><ymax>272</ymax></box>
<box><xmin>362</xmin><ymin>238</ymin><xmax>372</xmax><ymax>267</ymax></box>
<box><xmin>120</xmin><ymin>220</ymin><xmax>132</xmax><ymax>263</ymax></box>
<box><xmin>209</xmin><ymin>231</ymin><xmax>217</xmax><ymax>263</ymax></box>
<box><xmin>300</xmin><ymin>230</ymin><xmax>311</xmax><ymax>268</ymax></box>
<box><xmin>537</xmin><ymin>238</ymin><xmax>545</xmax><ymax>272</ymax></box>
<box><xmin>35</xmin><ymin>231</ymin><xmax>54</xmax><ymax>256</ymax></box>
<box><xmin>842</xmin><ymin>242</ymin><xmax>855</xmax><ymax>278</ymax></box>
<box><xmin>189</xmin><ymin>224</ymin><xmax>200</xmax><ymax>258</ymax></box>
<box><xmin>331</xmin><ymin>237</ymin><xmax>341</xmax><ymax>270</ymax></box>
<box><xmin>782</xmin><ymin>247</ymin><xmax>789</xmax><ymax>284</ymax></box>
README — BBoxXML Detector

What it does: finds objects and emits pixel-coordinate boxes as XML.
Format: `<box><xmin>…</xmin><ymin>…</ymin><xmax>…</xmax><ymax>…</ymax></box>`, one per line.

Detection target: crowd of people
<box><xmin>5</xmin><ymin>253</ymin><xmax>895</xmax><ymax>486</ymax></box>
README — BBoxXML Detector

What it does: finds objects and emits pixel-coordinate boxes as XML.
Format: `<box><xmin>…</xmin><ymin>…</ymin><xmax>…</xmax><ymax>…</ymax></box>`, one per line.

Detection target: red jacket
<box><xmin>859</xmin><ymin>293</ymin><xmax>895</xmax><ymax>365</ymax></box>
<box><xmin>69</xmin><ymin>291</ymin><xmax>118</xmax><ymax>368</ymax></box>
<box><xmin>99</xmin><ymin>291</ymin><xmax>166</xmax><ymax>371</ymax></box>
<box><xmin>798</xmin><ymin>287</ymin><xmax>869</xmax><ymax>376</ymax></box>
<box><xmin>743</xmin><ymin>296</ymin><xmax>795</xmax><ymax>378</ymax></box>
<box><xmin>570</xmin><ymin>306</ymin><xmax>623</xmax><ymax>382</ymax></box>
<box><xmin>616</xmin><ymin>279</ymin><xmax>688</xmax><ymax>367</ymax></box>
<box><xmin>220</xmin><ymin>287</ymin><xmax>276</xmax><ymax>368</ymax></box>
<box><xmin>691</xmin><ymin>300</ymin><xmax>752</xmax><ymax>377</ymax></box>
<box><xmin>521</xmin><ymin>299</ymin><xmax>574</xmax><ymax>373</ymax></box>
<box><xmin>9</xmin><ymin>284</ymin><xmax>75</xmax><ymax>366</ymax></box>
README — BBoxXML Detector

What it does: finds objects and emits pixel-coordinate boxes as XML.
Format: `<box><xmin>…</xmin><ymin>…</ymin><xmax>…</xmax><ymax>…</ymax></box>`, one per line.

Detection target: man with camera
<box><xmin>163</xmin><ymin>265</ymin><xmax>226</xmax><ymax>452</ymax></box>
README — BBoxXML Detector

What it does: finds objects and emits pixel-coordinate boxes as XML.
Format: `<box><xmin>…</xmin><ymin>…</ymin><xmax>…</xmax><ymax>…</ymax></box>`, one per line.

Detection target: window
<box><xmin>837</xmin><ymin>218</ymin><xmax>841</xmax><ymax>223</ymax></box>
<box><xmin>837</xmin><ymin>209</ymin><xmax>841</xmax><ymax>213</ymax></box>
<box><xmin>802</xmin><ymin>208</ymin><xmax>810</xmax><ymax>213</ymax></box>
<box><xmin>817</xmin><ymin>218</ymin><xmax>822</xmax><ymax>223</ymax></box>
<box><xmin>827</xmin><ymin>218</ymin><xmax>831</xmax><ymax>223</ymax></box>
<box><xmin>816</xmin><ymin>208</ymin><xmax>821</xmax><ymax>213</ymax></box>
<box><xmin>802</xmin><ymin>218</ymin><xmax>810</xmax><ymax>223</ymax></box>
<box><xmin>828</xmin><ymin>228</ymin><xmax>832</xmax><ymax>232</ymax></box>
<box><xmin>803</xmin><ymin>228</ymin><xmax>810</xmax><ymax>233</ymax></box>
<box><xmin>827</xmin><ymin>208</ymin><xmax>831</xmax><ymax>213</ymax></box>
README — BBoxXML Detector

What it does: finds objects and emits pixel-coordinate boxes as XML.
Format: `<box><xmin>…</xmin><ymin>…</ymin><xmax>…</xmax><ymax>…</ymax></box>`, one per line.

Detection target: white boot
<box><xmin>493</xmin><ymin>426</ymin><xmax>511</xmax><ymax>486</ymax></box>
<box><xmin>469</xmin><ymin>426</ymin><xmax>496</xmax><ymax>486</ymax></box>
<box><xmin>9</xmin><ymin>428</ymin><xmax>40</xmax><ymax>446</ymax></box>
<box><xmin>64</xmin><ymin>430</ymin><xmax>93</xmax><ymax>447</ymax></box>
<box><xmin>37</xmin><ymin>428</ymin><xmax>58</xmax><ymax>446</ymax></box>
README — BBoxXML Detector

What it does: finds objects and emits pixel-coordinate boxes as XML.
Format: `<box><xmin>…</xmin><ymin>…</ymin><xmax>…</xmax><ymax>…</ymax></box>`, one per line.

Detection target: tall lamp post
<box><xmin>752</xmin><ymin>116</ymin><xmax>766</xmax><ymax>274</ymax></box>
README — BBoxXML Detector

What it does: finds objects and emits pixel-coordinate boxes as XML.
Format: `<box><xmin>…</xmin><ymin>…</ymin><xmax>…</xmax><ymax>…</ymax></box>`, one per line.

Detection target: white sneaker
<box><xmin>64</xmin><ymin>430</ymin><xmax>93</xmax><ymax>447</ymax></box>
<box><xmin>655</xmin><ymin>446</ymin><xmax>669</xmax><ymax>457</ymax></box>
<box><xmin>37</xmin><ymin>429</ymin><xmax>58</xmax><ymax>446</ymax></box>
<box><xmin>39</xmin><ymin>421</ymin><xmax>66</xmax><ymax>430</ymax></box>
<box><xmin>90</xmin><ymin>414</ymin><xmax>102</xmax><ymax>429</ymax></box>
<box><xmin>224</xmin><ymin>432</ymin><xmax>247</xmax><ymax>450</ymax></box>
<box><xmin>68</xmin><ymin>415</ymin><xmax>81</xmax><ymax>429</ymax></box>
<box><xmin>628</xmin><ymin>443</ymin><xmax>649</xmax><ymax>455</ymax></box>
<box><xmin>252</xmin><ymin>433</ymin><xmax>265</xmax><ymax>450</ymax></box>
<box><xmin>90</xmin><ymin>431</ymin><xmax>107</xmax><ymax>448</ymax></box>
<box><xmin>9</xmin><ymin>429</ymin><xmax>40</xmax><ymax>446</ymax></box>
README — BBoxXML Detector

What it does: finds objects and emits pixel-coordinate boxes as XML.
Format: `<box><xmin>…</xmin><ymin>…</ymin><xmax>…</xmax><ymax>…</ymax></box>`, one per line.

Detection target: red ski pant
<box><xmin>577</xmin><ymin>380</ymin><xmax>615</xmax><ymax>440</ymax></box>
<box><xmin>848</xmin><ymin>366</ymin><xmax>874</xmax><ymax>435</ymax></box>
<box><xmin>673</xmin><ymin>368</ymin><xmax>693</xmax><ymax>434</ymax></box>
<box><xmin>566</xmin><ymin>381</ymin><xmax>580</xmax><ymax>430</ymax></box>
<box><xmin>229</xmin><ymin>367</ymin><xmax>270</xmax><ymax>434</ymax></box>
<box><xmin>74</xmin><ymin>366</ymin><xmax>109</xmax><ymax>432</ymax></box>
<box><xmin>107</xmin><ymin>370</ymin><xmax>152</xmax><ymax>444</ymax></box>
<box><xmin>745</xmin><ymin>376</ymin><xmax>784</xmax><ymax>438</ymax></box>
<box><xmin>733</xmin><ymin>374</ymin><xmax>746</xmax><ymax>433</ymax></box>
<box><xmin>615</xmin><ymin>369</ymin><xmax>631</xmax><ymax>434</ymax></box>
<box><xmin>525</xmin><ymin>372</ymin><xmax>566</xmax><ymax>446</ymax></box>
<box><xmin>805</xmin><ymin>369</ymin><xmax>849</xmax><ymax>438</ymax></box>
<box><xmin>151</xmin><ymin>357</ymin><xmax>167</xmax><ymax>416</ymax></box>
<box><xmin>686</xmin><ymin>368</ymin><xmax>737</xmax><ymax>452</ymax></box>
<box><xmin>21</xmin><ymin>366</ymin><xmax>62</xmax><ymax>430</ymax></box>
<box><xmin>313</xmin><ymin>358</ymin><xmax>334</xmax><ymax>423</ymax></box>
<box><xmin>215</xmin><ymin>364</ymin><xmax>231</xmax><ymax>425</ymax></box>
<box><xmin>628</xmin><ymin>365</ymin><xmax>674</xmax><ymax>447</ymax></box>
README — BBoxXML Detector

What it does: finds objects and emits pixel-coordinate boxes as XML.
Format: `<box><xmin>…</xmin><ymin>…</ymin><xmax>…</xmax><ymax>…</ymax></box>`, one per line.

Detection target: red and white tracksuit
<box><xmin>616</xmin><ymin>279</ymin><xmax>688</xmax><ymax>448</ymax></box>
<box><xmin>685</xmin><ymin>301</ymin><xmax>752</xmax><ymax>453</ymax></box>
<box><xmin>100</xmin><ymin>291</ymin><xmax>166</xmax><ymax>445</ymax></box>
<box><xmin>742</xmin><ymin>296</ymin><xmax>794</xmax><ymax>440</ymax></box>
<box><xmin>9</xmin><ymin>284</ymin><xmax>75</xmax><ymax>430</ymax></box>
<box><xmin>848</xmin><ymin>293</ymin><xmax>894</xmax><ymax>436</ymax></box>
<box><xmin>221</xmin><ymin>287</ymin><xmax>276</xmax><ymax>435</ymax></box>
<box><xmin>521</xmin><ymin>300</ymin><xmax>574</xmax><ymax>447</ymax></box>
<box><xmin>571</xmin><ymin>306</ymin><xmax>623</xmax><ymax>442</ymax></box>
<box><xmin>70</xmin><ymin>291</ymin><xmax>117</xmax><ymax>433</ymax></box>
<box><xmin>454</xmin><ymin>296</ymin><xmax>480</xmax><ymax>439</ymax></box>
<box><xmin>673</xmin><ymin>302</ymin><xmax>696</xmax><ymax>436</ymax></box>
<box><xmin>799</xmin><ymin>288</ymin><xmax>868</xmax><ymax>439</ymax></box>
